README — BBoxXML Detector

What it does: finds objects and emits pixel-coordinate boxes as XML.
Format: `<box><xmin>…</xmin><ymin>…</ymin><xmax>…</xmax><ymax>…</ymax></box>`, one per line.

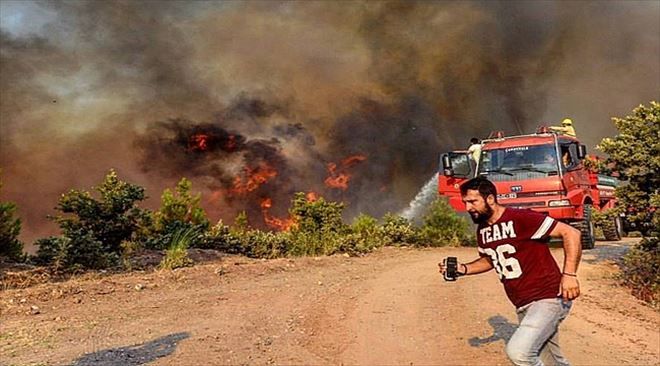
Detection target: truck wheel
<box><xmin>571</xmin><ymin>204</ymin><xmax>595</xmax><ymax>249</ymax></box>
<box><xmin>602</xmin><ymin>216</ymin><xmax>622</xmax><ymax>241</ymax></box>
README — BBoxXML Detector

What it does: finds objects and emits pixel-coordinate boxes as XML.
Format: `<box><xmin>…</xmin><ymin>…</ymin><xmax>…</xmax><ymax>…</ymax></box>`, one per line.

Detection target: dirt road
<box><xmin>1</xmin><ymin>238</ymin><xmax>658</xmax><ymax>365</ymax></box>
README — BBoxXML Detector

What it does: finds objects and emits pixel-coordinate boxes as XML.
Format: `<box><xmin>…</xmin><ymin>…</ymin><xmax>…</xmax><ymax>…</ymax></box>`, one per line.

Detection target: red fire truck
<box><xmin>438</xmin><ymin>128</ymin><xmax>623</xmax><ymax>249</ymax></box>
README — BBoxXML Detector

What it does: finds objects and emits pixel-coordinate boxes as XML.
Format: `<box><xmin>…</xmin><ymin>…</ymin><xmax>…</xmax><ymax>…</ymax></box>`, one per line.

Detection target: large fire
<box><xmin>324</xmin><ymin>154</ymin><xmax>367</xmax><ymax>191</ymax></box>
<box><xmin>229</xmin><ymin>163</ymin><xmax>278</xmax><ymax>196</ymax></box>
<box><xmin>195</xmin><ymin>131</ymin><xmax>367</xmax><ymax>230</ymax></box>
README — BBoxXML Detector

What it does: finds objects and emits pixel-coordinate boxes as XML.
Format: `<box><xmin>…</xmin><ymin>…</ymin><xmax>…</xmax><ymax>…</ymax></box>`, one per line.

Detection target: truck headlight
<box><xmin>548</xmin><ymin>199</ymin><xmax>571</xmax><ymax>207</ymax></box>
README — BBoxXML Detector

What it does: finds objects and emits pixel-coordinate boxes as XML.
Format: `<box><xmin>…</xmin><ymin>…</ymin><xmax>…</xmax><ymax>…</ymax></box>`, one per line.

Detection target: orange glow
<box><xmin>306</xmin><ymin>192</ymin><xmax>319</xmax><ymax>202</ymax></box>
<box><xmin>260</xmin><ymin>197</ymin><xmax>294</xmax><ymax>231</ymax></box>
<box><xmin>208</xmin><ymin>190</ymin><xmax>223</xmax><ymax>204</ymax></box>
<box><xmin>341</xmin><ymin>155</ymin><xmax>367</xmax><ymax>166</ymax></box>
<box><xmin>190</xmin><ymin>133</ymin><xmax>209</xmax><ymax>151</ymax></box>
<box><xmin>260</xmin><ymin>197</ymin><xmax>273</xmax><ymax>209</ymax></box>
<box><xmin>229</xmin><ymin>163</ymin><xmax>278</xmax><ymax>195</ymax></box>
<box><xmin>324</xmin><ymin>154</ymin><xmax>367</xmax><ymax>191</ymax></box>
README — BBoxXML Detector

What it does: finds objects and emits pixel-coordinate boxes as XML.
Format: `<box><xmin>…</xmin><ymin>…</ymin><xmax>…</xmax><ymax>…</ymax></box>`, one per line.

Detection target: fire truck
<box><xmin>438</xmin><ymin>128</ymin><xmax>623</xmax><ymax>249</ymax></box>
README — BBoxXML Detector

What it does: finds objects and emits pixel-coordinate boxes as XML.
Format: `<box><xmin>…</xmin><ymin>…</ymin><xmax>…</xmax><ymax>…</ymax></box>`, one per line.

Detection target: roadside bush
<box><xmin>35</xmin><ymin>170</ymin><xmax>147</xmax><ymax>270</ymax></box>
<box><xmin>143</xmin><ymin>178</ymin><xmax>209</xmax><ymax>250</ymax></box>
<box><xmin>34</xmin><ymin>231</ymin><xmax>111</xmax><ymax>271</ymax></box>
<box><xmin>143</xmin><ymin>221</ymin><xmax>206</xmax><ymax>250</ymax></box>
<box><xmin>240</xmin><ymin>230</ymin><xmax>290</xmax><ymax>259</ymax></box>
<box><xmin>419</xmin><ymin>198</ymin><xmax>473</xmax><ymax>247</ymax></box>
<box><xmin>380</xmin><ymin>213</ymin><xmax>421</xmax><ymax>246</ymax></box>
<box><xmin>159</xmin><ymin>228</ymin><xmax>195</xmax><ymax>270</ymax></box>
<box><xmin>288</xmin><ymin>230</ymin><xmax>342</xmax><ymax>256</ymax></box>
<box><xmin>120</xmin><ymin>240</ymin><xmax>142</xmax><ymax>271</ymax></box>
<box><xmin>620</xmin><ymin>237</ymin><xmax>660</xmax><ymax>307</ymax></box>
<box><xmin>0</xmin><ymin>199</ymin><xmax>24</xmax><ymax>262</ymax></box>
<box><xmin>198</xmin><ymin>220</ymin><xmax>244</xmax><ymax>254</ymax></box>
<box><xmin>287</xmin><ymin>193</ymin><xmax>348</xmax><ymax>256</ymax></box>
<box><xmin>344</xmin><ymin>214</ymin><xmax>384</xmax><ymax>254</ymax></box>
<box><xmin>0</xmin><ymin>173</ymin><xmax>24</xmax><ymax>261</ymax></box>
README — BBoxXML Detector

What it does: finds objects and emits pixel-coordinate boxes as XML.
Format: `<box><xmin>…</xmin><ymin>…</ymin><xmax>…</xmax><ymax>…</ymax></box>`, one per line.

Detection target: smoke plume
<box><xmin>1</xmin><ymin>1</ymin><xmax>658</xmax><ymax>244</ymax></box>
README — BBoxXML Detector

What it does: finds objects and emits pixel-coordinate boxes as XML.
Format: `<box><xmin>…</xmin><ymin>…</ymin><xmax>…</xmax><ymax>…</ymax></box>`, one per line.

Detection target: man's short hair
<box><xmin>470</xmin><ymin>137</ymin><xmax>480</xmax><ymax>144</ymax></box>
<box><xmin>460</xmin><ymin>177</ymin><xmax>498</xmax><ymax>202</ymax></box>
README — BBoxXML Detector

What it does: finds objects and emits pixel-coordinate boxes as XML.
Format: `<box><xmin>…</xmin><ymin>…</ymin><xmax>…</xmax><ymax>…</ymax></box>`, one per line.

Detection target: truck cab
<box><xmin>439</xmin><ymin>129</ymin><xmax>621</xmax><ymax>249</ymax></box>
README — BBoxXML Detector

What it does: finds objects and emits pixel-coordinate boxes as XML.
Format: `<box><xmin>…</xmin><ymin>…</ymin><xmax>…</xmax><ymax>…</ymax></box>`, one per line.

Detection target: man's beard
<box><xmin>469</xmin><ymin>203</ymin><xmax>494</xmax><ymax>224</ymax></box>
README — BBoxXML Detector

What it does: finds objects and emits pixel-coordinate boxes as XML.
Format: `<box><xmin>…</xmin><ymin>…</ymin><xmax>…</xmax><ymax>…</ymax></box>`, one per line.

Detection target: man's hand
<box><xmin>438</xmin><ymin>260</ymin><xmax>447</xmax><ymax>276</ymax></box>
<box><xmin>559</xmin><ymin>274</ymin><xmax>580</xmax><ymax>301</ymax></box>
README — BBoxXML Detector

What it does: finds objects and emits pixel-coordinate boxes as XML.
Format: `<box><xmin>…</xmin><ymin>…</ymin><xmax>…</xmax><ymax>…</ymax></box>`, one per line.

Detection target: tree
<box><xmin>154</xmin><ymin>178</ymin><xmax>209</xmax><ymax>230</ymax></box>
<box><xmin>598</xmin><ymin>101</ymin><xmax>659</xmax><ymax>306</ymax></box>
<box><xmin>597</xmin><ymin>101</ymin><xmax>659</xmax><ymax>235</ymax></box>
<box><xmin>143</xmin><ymin>178</ymin><xmax>209</xmax><ymax>249</ymax></box>
<box><xmin>287</xmin><ymin>192</ymin><xmax>348</xmax><ymax>256</ymax></box>
<box><xmin>36</xmin><ymin>169</ymin><xmax>147</xmax><ymax>269</ymax></box>
<box><xmin>0</xmin><ymin>175</ymin><xmax>24</xmax><ymax>261</ymax></box>
<box><xmin>420</xmin><ymin>198</ymin><xmax>473</xmax><ymax>246</ymax></box>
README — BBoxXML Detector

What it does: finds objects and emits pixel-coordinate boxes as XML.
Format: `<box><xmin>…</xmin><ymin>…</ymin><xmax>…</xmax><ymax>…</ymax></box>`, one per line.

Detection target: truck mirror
<box><xmin>578</xmin><ymin>144</ymin><xmax>587</xmax><ymax>159</ymax></box>
<box><xmin>441</xmin><ymin>154</ymin><xmax>454</xmax><ymax>177</ymax></box>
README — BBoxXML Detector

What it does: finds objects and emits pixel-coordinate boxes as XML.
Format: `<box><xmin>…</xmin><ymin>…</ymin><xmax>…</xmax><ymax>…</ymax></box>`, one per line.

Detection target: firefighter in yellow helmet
<box><xmin>549</xmin><ymin>118</ymin><xmax>577</xmax><ymax>137</ymax></box>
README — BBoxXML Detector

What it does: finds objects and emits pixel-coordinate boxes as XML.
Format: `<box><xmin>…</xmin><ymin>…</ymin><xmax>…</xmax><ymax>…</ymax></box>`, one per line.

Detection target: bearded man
<box><xmin>439</xmin><ymin>177</ymin><xmax>582</xmax><ymax>366</ymax></box>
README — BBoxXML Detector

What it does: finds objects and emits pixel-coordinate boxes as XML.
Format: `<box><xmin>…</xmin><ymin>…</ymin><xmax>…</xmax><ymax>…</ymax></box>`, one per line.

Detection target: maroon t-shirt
<box><xmin>476</xmin><ymin>208</ymin><xmax>561</xmax><ymax>308</ymax></box>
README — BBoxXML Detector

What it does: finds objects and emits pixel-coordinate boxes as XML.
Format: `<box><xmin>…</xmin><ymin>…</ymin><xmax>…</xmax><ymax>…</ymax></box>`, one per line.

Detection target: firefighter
<box><xmin>468</xmin><ymin>137</ymin><xmax>482</xmax><ymax>164</ymax></box>
<box><xmin>549</xmin><ymin>118</ymin><xmax>577</xmax><ymax>137</ymax></box>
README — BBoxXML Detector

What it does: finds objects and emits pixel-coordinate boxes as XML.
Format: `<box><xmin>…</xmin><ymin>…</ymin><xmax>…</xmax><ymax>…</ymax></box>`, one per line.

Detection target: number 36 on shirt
<box><xmin>478</xmin><ymin>244</ymin><xmax>523</xmax><ymax>280</ymax></box>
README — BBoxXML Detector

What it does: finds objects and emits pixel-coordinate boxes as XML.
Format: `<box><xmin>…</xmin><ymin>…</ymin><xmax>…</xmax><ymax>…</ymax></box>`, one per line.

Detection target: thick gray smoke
<box><xmin>1</xmin><ymin>1</ymin><xmax>658</xmax><ymax>244</ymax></box>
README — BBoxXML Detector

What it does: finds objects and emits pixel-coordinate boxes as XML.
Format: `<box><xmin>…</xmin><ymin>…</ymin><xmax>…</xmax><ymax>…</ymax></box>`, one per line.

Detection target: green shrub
<box><xmin>233</xmin><ymin>211</ymin><xmax>250</xmax><ymax>233</ymax></box>
<box><xmin>0</xmin><ymin>199</ymin><xmax>24</xmax><ymax>262</ymax></box>
<box><xmin>199</xmin><ymin>220</ymin><xmax>244</xmax><ymax>254</ymax></box>
<box><xmin>53</xmin><ymin>170</ymin><xmax>146</xmax><ymax>255</ymax></box>
<box><xmin>419</xmin><ymin>198</ymin><xmax>473</xmax><ymax>247</ymax></box>
<box><xmin>143</xmin><ymin>221</ymin><xmax>206</xmax><ymax>250</ymax></box>
<box><xmin>159</xmin><ymin>228</ymin><xmax>195</xmax><ymax>270</ymax></box>
<box><xmin>287</xmin><ymin>193</ymin><xmax>348</xmax><ymax>256</ymax></box>
<box><xmin>380</xmin><ymin>213</ymin><xmax>421</xmax><ymax>245</ymax></box>
<box><xmin>155</xmin><ymin>178</ymin><xmax>209</xmax><ymax>228</ymax></box>
<box><xmin>143</xmin><ymin>178</ymin><xmax>209</xmax><ymax>250</ymax></box>
<box><xmin>287</xmin><ymin>230</ymin><xmax>339</xmax><ymax>256</ymax></box>
<box><xmin>34</xmin><ymin>231</ymin><xmax>112</xmax><ymax>271</ymax></box>
<box><xmin>620</xmin><ymin>237</ymin><xmax>660</xmax><ymax>307</ymax></box>
<box><xmin>120</xmin><ymin>240</ymin><xmax>142</xmax><ymax>271</ymax></box>
<box><xmin>241</xmin><ymin>230</ymin><xmax>290</xmax><ymax>259</ymax></box>
<box><xmin>35</xmin><ymin>170</ymin><xmax>146</xmax><ymax>270</ymax></box>
<box><xmin>341</xmin><ymin>214</ymin><xmax>385</xmax><ymax>255</ymax></box>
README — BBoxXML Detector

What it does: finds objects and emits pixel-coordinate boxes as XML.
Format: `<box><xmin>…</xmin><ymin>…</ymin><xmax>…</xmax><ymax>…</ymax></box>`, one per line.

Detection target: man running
<box><xmin>440</xmin><ymin>177</ymin><xmax>582</xmax><ymax>366</ymax></box>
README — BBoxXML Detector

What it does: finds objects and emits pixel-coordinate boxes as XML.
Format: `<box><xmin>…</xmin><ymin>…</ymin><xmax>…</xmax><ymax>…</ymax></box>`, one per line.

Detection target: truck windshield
<box><xmin>477</xmin><ymin>144</ymin><xmax>559</xmax><ymax>181</ymax></box>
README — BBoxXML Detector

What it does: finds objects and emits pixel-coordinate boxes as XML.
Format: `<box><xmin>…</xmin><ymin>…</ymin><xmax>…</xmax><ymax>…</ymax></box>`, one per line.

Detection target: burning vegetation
<box><xmin>135</xmin><ymin>106</ymin><xmax>376</xmax><ymax>230</ymax></box>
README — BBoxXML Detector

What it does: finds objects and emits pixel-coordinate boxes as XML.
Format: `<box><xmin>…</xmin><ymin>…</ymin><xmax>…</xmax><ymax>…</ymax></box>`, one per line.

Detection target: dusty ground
<box><xmin>1</xmin><ymin>238</ymin><xmax>658</xmax><ymax>366</ymax></box>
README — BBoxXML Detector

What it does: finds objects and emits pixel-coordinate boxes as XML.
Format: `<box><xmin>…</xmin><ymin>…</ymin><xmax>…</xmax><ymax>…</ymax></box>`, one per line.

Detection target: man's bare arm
<box><xmin>462</xmin><ymin>256</ymin><xmax>494</xmax><ymax>275</ymax></box>
<box><xmin>439</xmin><ymin>256</ymin><xmax>494</xmax><ymax>277</ymax></box>
<box><xmin>549</xmin><ymin>221</ymin><xmax>582</xmax><ymax>301</ymax></box>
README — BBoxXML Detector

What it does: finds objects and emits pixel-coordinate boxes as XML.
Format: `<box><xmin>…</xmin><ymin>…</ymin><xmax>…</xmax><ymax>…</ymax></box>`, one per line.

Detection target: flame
<box><xmin>189</xmin><ymin>133</ymin><xmax>209</xmax><ymax>151</ymax></box>
<box><xmin>341</xmin><ymin>155</ymin><xmax>367</xmax><ymax>167</ymax></box>
<box><xmin>229</xmin><ymin>163</ymin><xmax>278</xmax><ymax>196</ymax></box>
<box><xmin>306</xmin><ymin>191</ymin><xmax>319</xmax><ymax>202</ymax></box>
<box><xmin>324</xmin><ymin>154</ymin><xmax>367</xmax><ymax>191</ymax></box>
<box><xmin>260</xmin><ymin>197</ymin><xmax>295</xmax><ymax>231</ymax></box>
